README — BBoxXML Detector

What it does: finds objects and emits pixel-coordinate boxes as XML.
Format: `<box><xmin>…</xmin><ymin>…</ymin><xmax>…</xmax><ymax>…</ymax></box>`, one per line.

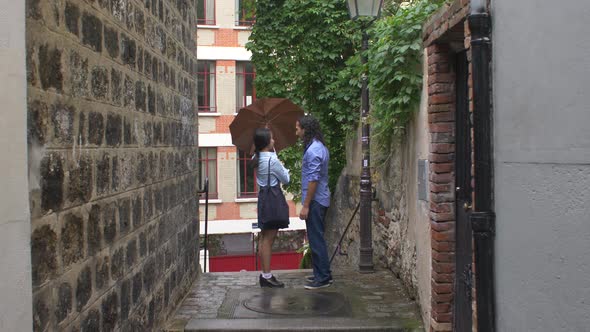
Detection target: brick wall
<box><xmin>26</xmin><ymin>0</ymin><xmax>199</xmax><ymax>331</ymax></box>
<box><xmin>423</xmin><ymin>1</ymin><xmax>471</xmax><ymax>331</ymax></box>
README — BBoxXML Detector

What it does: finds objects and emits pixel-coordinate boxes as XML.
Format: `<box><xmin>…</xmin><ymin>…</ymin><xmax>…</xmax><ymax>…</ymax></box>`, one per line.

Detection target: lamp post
<box><xmin>346</xmin><ymin>0</ymin><xmax>383</xmax><ymax>273</ymax></box>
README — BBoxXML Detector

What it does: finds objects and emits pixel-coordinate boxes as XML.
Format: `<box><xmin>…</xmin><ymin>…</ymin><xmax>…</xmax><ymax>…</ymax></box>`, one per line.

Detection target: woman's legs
<box><xmin>259</xmin><ymin>229</ymin><xmax>278</xmax><ymax>273</ymax></box>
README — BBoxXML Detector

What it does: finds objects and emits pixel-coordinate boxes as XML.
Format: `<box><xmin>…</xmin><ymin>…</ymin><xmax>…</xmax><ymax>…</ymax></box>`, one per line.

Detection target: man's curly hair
<box><xmin>298</xmin><ymin>115</ymin><xmax>325</xmax><ymax>149</ymax></box>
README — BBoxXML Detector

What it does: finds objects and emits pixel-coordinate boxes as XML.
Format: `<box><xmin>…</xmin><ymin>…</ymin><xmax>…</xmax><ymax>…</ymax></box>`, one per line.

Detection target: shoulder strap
<box><xmin>267</xmin><ymin>157</ymin><xmax>272</xmax><ymax>187</ymax></box>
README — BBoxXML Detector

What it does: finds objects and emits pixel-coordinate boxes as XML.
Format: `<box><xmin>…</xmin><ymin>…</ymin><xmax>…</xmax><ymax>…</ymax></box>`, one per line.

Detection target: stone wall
<box><xmin>25</xmin><ymin>0</ymin><xmax>199</xmax><ymax>331</ymax></box>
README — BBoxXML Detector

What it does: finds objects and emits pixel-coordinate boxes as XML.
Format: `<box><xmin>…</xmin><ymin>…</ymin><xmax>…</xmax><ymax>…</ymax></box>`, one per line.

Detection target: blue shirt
<box><xmin>256</xmin><ymin>152</ymin><xmax>290</xmax><ymax>188</ymax></box>
<box><xmin>301</xmin><ymin>139</ymin><xmax>330</xmax><ymax>207</ymax></box>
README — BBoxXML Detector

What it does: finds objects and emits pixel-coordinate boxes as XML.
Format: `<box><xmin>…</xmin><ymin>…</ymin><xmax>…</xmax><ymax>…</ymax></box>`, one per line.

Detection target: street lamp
<box><xmin>347</xmin><ymin>0</ymin><xmax>383</xmax><ymax>273</ymax></box>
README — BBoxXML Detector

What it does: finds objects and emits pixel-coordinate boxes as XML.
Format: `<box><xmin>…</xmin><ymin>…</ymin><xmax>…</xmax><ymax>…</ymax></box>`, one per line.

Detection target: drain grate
<box><xmin>218</xmin><ymin>289</ymin><xmax>353</xmax><ymax>319</ymax></box>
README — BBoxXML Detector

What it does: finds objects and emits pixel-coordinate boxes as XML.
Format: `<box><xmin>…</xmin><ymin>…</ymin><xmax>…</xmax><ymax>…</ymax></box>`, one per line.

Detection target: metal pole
<box><xmin>359</xmin><ymin>29</ymin><xmax>374</xmax><ymax>273</ymax></box>
<box><xmin>198</xmin><ymin>178</ymin><xmax>209</xmax><ymax>273</ymax></box>
<box><xmin>469</xmin><ymin>3</ymin><xmax>496</xmax><ymax>331</ymax></box>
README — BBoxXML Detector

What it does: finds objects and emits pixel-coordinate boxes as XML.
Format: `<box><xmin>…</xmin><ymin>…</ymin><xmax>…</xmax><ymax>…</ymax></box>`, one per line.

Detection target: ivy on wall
<box><xmin>246</xmin><ymin>0</ymin><xmax>444</xmax><ymax>199</ymax></box>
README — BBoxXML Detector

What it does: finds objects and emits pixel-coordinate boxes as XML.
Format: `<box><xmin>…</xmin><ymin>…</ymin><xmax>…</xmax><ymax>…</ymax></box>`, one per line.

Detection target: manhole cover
<box><xmin>244</xmin><ymin>291</ymin><xmax>345</xmax><ymax>315</ymax></box>
<box><xmin>218</xmin><ymin>289</ymin><xmax>353</xmax><ymax>318</ymax></box>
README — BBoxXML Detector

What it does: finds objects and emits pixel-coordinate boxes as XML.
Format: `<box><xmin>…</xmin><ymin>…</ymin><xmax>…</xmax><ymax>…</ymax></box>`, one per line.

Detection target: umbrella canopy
<box><xmin>230</xmin><ymin>98</ymin><xmax>305</xmax><ymax>154</ymax></box>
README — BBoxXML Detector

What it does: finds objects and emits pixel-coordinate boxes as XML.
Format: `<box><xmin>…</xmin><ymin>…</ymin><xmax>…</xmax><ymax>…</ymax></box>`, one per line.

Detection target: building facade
<box><xmin>195</xmin><ymin>0</ymin><xmax>303</xmax><ymax>266</ymax></box>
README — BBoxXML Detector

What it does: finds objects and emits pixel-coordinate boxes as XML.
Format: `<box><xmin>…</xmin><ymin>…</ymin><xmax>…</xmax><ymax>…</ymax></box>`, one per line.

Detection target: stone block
<box><xmin>91</xmin><ymin>66</ymin><xmax>109</xmax><ymax>100</ymax></box>
<box><xmin>65</xmin><ymin>2</ymin><xmax>80</xmax><ymax>36</ymax></box>
<box><xmin>111</xmin><ymin>247</ymin><xmax>125</xmax><ymax>280</ymax></box>
<box><xmin>80</xmin><ymin>309</ymin><xmax>100</xmax><ymax>332</ymax></box>
<box><xmin>111</xmin><ymin>155</ymin><xmax>120</xmax><ymax>191</ymax></box>
<box><xmin>132</xmin><ymin>195</ymin><xmax>143</xmax><ymax>227</ymax></box>
<box><xmin>81</xmin><ymin>12</ymin><xmax>103</xmax><ymax>53</ymax></box>
<box><xmin>121</xmin><ymin>34</ymin><xmax>137</xmax><ymax>68</ymax></box>
<box><xmin>132</xmin><ymin>272</ymin><xmax>142</xmax><ymax>305</ymax></box>
<box><xmin>111</xmin><ymin>69</ymin><xmax>122</xmax><ymax>105</ymax></box>
<box><xmin>147</xmin><ymin>84</ymin><xmax>156</xmax><ymax>114</ymax></box>
<box><xmin>68</xmin><ymin>51</ymin><xmax>89</xmax><ymax>97</ymax></box>
<box><xmin>136</xmin><ymin>153</ymin><xmax>148</xmax><ymax>183</ymax></box>
<box><xmin>88</xmin><ymin>204</ymin><xmax>102</xmax><ymax>256</ymax></box>
<box><xmin>120</xmin><ymin>279</ymin><xmax>131</xmax><ymax>319</ymax></box>
<box><xmin>119</xmin><ymin>198</ymin><xmax>131</xmax><ymax>236</ymax></box>
<box><xmin>139</xmin><ymin>232</ymin><xmax>147</xmax><ymax>257</ymax></box>
<box><xmin>51</xmin><ymin>103</ymin><xmax>74</xmax><ymax>146</ymax></box>
<box><xmin>61</xmin><ymin>213</ymin><xmax>84</xmax><ymax>267</ymax></box>
<box><xmin>124</xmin><ymin>75</ymin><xmax>135</xmax><ymax>107</ymax></box>
<box><xmin>103</xmin><ymin>202</ymin><xmax>117</xmax><ymax>245</ymax></box>
<box><xmin>76</xmin><ymin>266</ymin><xmax>92</xmax><ymax>311</ymax></box>
<box><xmin>143</xmin><ymin>258</ymin><xmax>155</xmax><ymax>292</ymax></box>
<box><xmin>95</xmin><ymin>255</ymin><xmax>110</xmax><ymax>291</ymax></box>
<box><xmin>39</xmin><ymin>44</ymin><xmax>63</xmax><ymax>92</ymax></box>
<box><xmin>68</xmin><ymin>153</ymin><xmax>93</xmax><ymax>204</ymax></box>
<box><xmin>31</xmin><ymin>225</ymin><xmax>58</xmax><ymax>286</ymax></box>
<box><xmin>135</xmin><ymin>80</ymin><xmax>146</xmax><ymax>112</ymax></box>
<box><xmin>96</xmin><ymin>153</ymin><xmax>110</xmax><ymax>195</ymax></box>
<box><xmin>88</xmin><ymin>112</ymin><xmax>104</xmax><ymax>146</ymax></box>
<box><xmin>104</xmin><ymin>25</ymin><xmax>119</xmax><ymax>59</ymax></box>
<box><xmin>41</xmin><ymin>153</ymin><xmax>64</xmax><ymax>212</ymax></box>
<box><xmin>101</xmin><ymin>291</ymin><xmax>119</xmax><ymax>331</ymax></box>
<box><xmin>105</xmin><ymin>113</ymin><xmax>122</xmax><ymax>147</ymax></box>
<box><xmin>33</xmin><ymin>293</ymin><xmax>50</xmax><ymax>331</ymax></box>
<box><xmin>28</xmin><ymin>100</ymin><xmax>49</xmax><ymax>145</ymax></box>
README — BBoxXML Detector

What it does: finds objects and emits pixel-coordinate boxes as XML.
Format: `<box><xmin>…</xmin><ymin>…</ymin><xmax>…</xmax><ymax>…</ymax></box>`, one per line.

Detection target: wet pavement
<box><xmin>165</xmin><ymin>268</ymin><xmax>424</xmax><ymax>331</ymax></box>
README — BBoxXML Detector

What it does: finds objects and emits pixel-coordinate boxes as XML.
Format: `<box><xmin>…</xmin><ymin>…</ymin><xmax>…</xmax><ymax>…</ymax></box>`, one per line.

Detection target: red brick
<box><xmin>429</xmin><ymin>192</ymin><xmax>454</xmax><ymax>203</ymax></box>
<box><xmin>429</xmin><ymin>93</ymin><xmax>454</xmax><ymax>105</ymax></box>
<box><xmin>429</xmin><ymin>153</ymin><xmax>454</xmax><ymax>163</ymax></box>
<box><xmin>432</xmin><ymin>271</ymin><xmax>455</xmax><ymax>283</ymax></box>
<box><xmin>428</xmin><ymin>111</ymin><xmax>454</xmax><ymax>123</ymax></box>
<box><xmin>432</xmin><ymin>281</ymin><xmax>453</xmax><ymax>294</ymax></box>
<box><xmin>432</xmin><ymin>311</ymin><xmax>452</xmax><ymax>322</ymax></box>
<box><xmin>429</xmin><ymin>172</ymin><xmax>454</xmax><ymax>184</ymax></box>
<box><xmin>428</xmin><ymin>62</ymin><xmax>450</xmax><ymax>75</ymax></box>
<box><xmin>432</xmin><ymin>303</ymin><xmax>452</xmax><ymax>313</ymax></box>
<box><xmin>430</xmin><ymin>183</ymin><xmax>453</xmax><ymax>193</ymax></box>
<box><xmin>432</xmin><ymin>291</ymin><xmax>454</xmax><ymax>304</ymax></box>
<box><xmin>431</xmin><ymin>212</ymin><xmax>455</xmax><ymax>222</ymax></box>
<box><xmin>431</xmin><ymin>162</ymin><xmax>453</xmax><ymax>173</ymax></box>
<box><xmin>432</xmin><ymin>251</ymin><xmax>455</xmax><ymax>263</ymax></box>
<box><xmin>429</xmin><ymin>122</ymin><xmax>454</xmax><ymax>133</ymax></box>
<box><xmin>433</xmin><ymin>262</ymin><xmax>455</xmax><ymax>274</ymax></box>
<box><xmin>428</xmin><ymin>73</ymin><xmax>454</xmax><ymax>85</ymax></box>
<box><xmin>430</xmin><ymin>220</ymin><xmax>454</xmax><ymax>232</ymax></box>
<box><xmin>432</xmin><ymin>230</ymin><xmax>455</xmax><ymax>242</ymax></box>
<box><xmin>428</xmin><ymin>104</ymin><xmax>452</xmax><ymax>114</ymax></box>
<box><xmin>431</xmin><ymin>132</ymin><xmax>455</xmax><ymax>143</ymax></box>
<box><xmin>431</xmin><ymin>240</ymin><xmax>454</xmax><ymax>252</ymax></box>
<box><xmin>430</xmin><ymin>202</ymin><xmax>453</xmax><ymax>213</ymax></box>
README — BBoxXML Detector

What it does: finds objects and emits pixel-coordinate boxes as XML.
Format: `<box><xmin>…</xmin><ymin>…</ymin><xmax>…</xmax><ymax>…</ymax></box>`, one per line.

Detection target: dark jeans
<box><xmin>305</xmin><ymin>200</ymin><xmax>331</xmax><ymax>283</ymax></box>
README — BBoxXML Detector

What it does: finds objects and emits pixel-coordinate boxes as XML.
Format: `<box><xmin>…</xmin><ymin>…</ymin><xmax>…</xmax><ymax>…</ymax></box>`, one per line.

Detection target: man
<box><xmin>296</xmin><ymin>115</ymin><xmax>333</xmax><ymax>289</ymax></box>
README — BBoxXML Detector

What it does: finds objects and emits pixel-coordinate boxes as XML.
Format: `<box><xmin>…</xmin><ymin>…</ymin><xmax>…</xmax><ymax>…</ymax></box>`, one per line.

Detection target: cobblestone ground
<box><xmin>166</xmin><ymin>268</ymin><xmax>424</xmax><ymax>331</ymax></box>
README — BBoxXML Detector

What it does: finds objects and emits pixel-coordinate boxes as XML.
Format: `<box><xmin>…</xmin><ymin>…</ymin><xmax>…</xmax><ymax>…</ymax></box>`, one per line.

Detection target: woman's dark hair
<box><xmin>250</xmin><ymin>127</ymin><xmax>272</xmax><ymax>169</ymax></box>
<box><xmin>297</xmin><ymin>115</ymin><xmax>325</xmax><ymax>149</ymax></box>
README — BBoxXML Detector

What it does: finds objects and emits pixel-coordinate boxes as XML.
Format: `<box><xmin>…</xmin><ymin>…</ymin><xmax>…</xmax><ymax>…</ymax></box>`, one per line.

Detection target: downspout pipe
<box><xmin>469</xmin><ymin>1</ymin><xmax>496</xmax><ymax>331</ymax></box>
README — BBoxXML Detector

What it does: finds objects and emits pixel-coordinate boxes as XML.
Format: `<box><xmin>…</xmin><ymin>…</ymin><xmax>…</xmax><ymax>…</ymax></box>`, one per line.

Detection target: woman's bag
<box><xmin>257</xmin><ymin>158</ymin><xmax>290</xmax><ymax>228</ymax></box>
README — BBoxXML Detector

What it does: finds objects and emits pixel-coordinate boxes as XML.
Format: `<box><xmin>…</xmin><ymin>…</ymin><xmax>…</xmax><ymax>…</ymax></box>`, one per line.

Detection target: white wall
<box><xmin>492</xmin><ymin>0</ymin><xmax>590</xmax><ymax>330</ymax></box>
<box><xmin>0</xmin><ymin>0</ymin><xmax>33</xmax><ymax>331</ymax></box>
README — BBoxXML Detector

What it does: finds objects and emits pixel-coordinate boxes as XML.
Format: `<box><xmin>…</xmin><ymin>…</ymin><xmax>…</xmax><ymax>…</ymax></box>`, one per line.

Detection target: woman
<box><xmin>251</xmin><ymin>127</ymin><xmax>290</xmax><ymax>288</ymax></box>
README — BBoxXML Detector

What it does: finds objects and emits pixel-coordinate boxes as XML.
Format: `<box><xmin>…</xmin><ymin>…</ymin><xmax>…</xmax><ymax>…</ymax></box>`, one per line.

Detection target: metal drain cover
<box><xmin>218</xmin><ymin>289</ymin><xmax>353</xmax><ymax>318</ymax></box>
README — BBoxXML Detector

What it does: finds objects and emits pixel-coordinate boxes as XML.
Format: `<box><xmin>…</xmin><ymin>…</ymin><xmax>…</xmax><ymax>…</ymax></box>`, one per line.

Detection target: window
<box><xmin>235</xmin><ymin>0</ymin><xmax>255</xmax><ymax>26</ymax></box>
<box><xmin>237</xmin><ymin>151</ymin><xmax>257</xmax><ymax>198</ymax></box>
<box><xmin>199</xmin><ymin>148</ymin><xmax>218</xmax><ymax>199</ymax></box>
<box><xmin>236</xmin><ymin>62</ymin><xmax>255</xmax><ymax>112</ymax></box>
<box><xmin>197</xmin><ymin>61</ymin><xmax>216</xmax><ymax>113</ymax></box>
<box><xmin>197</xmin><ymin>0</ymin><xmax>215</xmax><ymax>25</ymax></box>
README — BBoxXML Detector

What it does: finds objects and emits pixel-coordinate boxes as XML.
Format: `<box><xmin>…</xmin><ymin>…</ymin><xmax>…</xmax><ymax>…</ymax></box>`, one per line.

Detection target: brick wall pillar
<box><xmin>427</xmin><ymin>43</ymin><xmax>456</xmax><ymax>332</ymax></box>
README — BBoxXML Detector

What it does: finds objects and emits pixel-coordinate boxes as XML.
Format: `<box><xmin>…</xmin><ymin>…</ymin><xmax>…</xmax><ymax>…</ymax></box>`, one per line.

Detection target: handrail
<box><xmin>330</xmin><ymin>202</ymin><xmax>361</xmax><ymax>265</ymax></box>
<box><xmin>198</xmin><ymin>177</ymin><xmax>209</xmax><ymax>273</ymax></box>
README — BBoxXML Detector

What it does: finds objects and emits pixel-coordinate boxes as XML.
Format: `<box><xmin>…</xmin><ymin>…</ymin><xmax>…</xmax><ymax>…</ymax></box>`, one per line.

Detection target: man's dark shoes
<box><xmin>305</xmin><ymin>275</ymin><xmax>333</xmax><ymax>284</ymax></box>
<box><xmin>259</xmin><ymin>275</ymin><xmax>285</xmax><ymax>288</ymax></box>
<box><xmin>304</xmin><ymin>279</ymin><xmax>332</xmax><ymax>290</ymax></box>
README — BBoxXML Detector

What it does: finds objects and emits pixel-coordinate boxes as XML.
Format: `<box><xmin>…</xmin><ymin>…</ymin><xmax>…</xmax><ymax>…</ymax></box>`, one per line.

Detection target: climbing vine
<box><xmin>246</xmin><ymin>0</ymin><xmax>445</xmax><ymax>199</ymax></box>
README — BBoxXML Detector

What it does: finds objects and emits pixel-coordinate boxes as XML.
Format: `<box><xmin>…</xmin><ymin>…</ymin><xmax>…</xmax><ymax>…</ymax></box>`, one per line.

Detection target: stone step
<box><xmin>182</xmin><ymin>318</ymin><xmax>421</xmax><ymax>331</ymax></box>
